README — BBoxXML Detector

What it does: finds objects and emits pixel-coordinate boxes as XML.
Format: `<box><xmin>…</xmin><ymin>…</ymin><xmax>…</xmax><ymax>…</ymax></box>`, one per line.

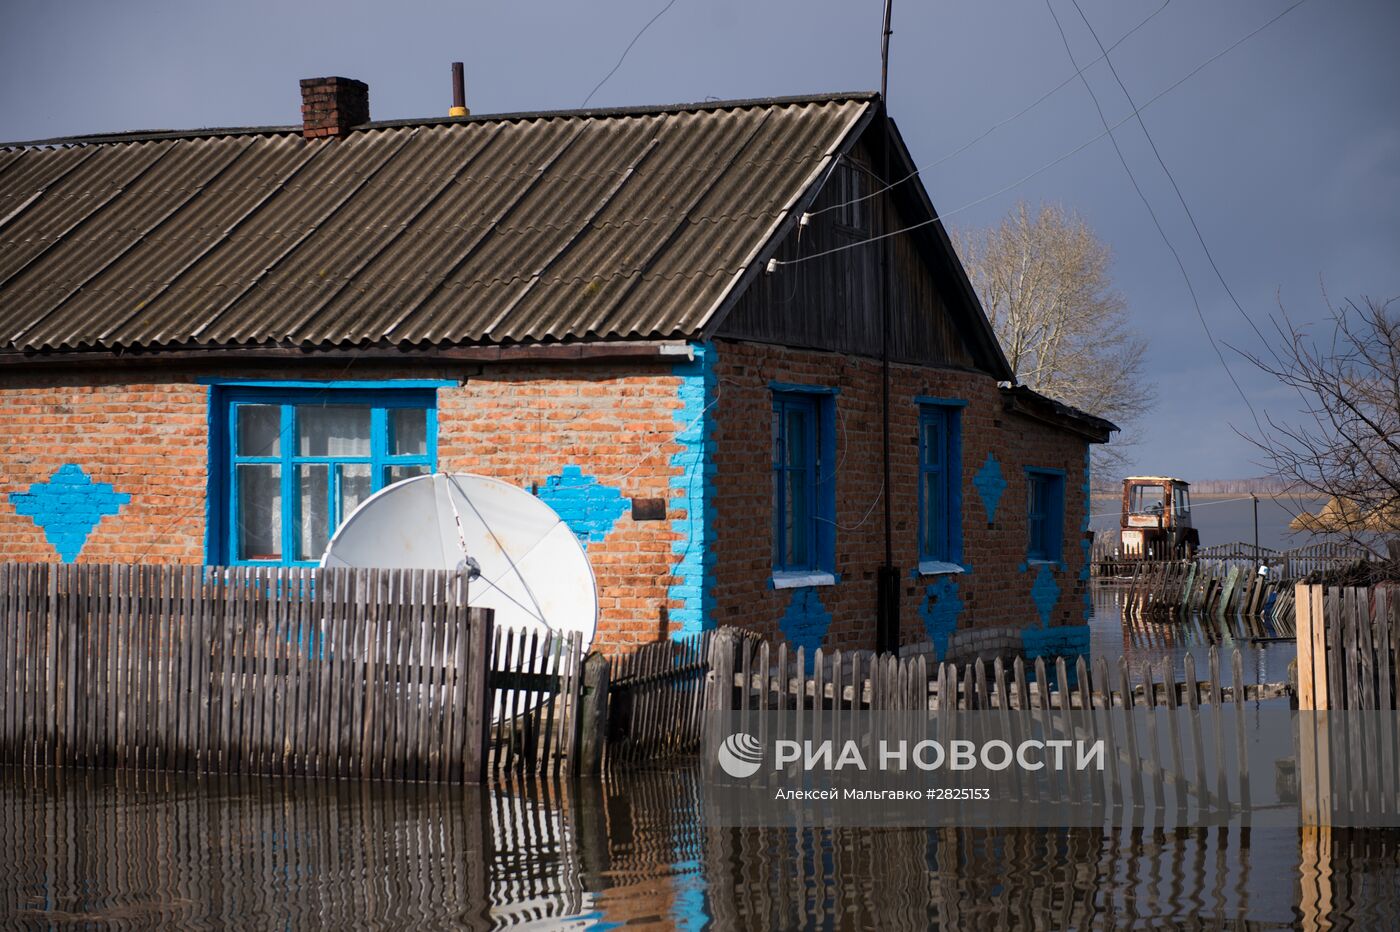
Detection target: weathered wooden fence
<box><xmin>595</xmin><ymin>625</ymin><xmax>1292</xmax><ymax>812</ymax></box>
<box><xmin>702</xmin><ymin>629</ymin><xmax>1286</xmax><ymax>714</ymax></box>
<box><xmin>0</xmin><ymin>563</ymin><xmax>494</xmax><ymax>783</ymax></box>
<box><xmin>486</xmin><ymin>623</ymin><xmax>585</xmax><ymax>777</ymax></box>
<box><xmin>1093</xmin><ymin>539</ymin><xmax>1376</xmax><ymax>580</ymax></box>
<box><xmin>603</xmin><ymin>630</ymin><xmax>718</xmax><ymax>765</ymax></box>
<box><xmin>1294</xmin><ymin>583</ymin><xmax>1400</xmax><ymax>826</ymax></box>
<box><xmin>693</xmin><ymin>629</ymin><xmax>1289</xmax><ymax>814</ymax></box>
<box><xmin>1117</xmin><ymin>559</ymin><xmax>1298</xmax><ymax>633</ymax></box>
<box><xmin>1295</xmin><ymin>583</ymin><xmax>1399</xmax><ymax>714</ymax></box>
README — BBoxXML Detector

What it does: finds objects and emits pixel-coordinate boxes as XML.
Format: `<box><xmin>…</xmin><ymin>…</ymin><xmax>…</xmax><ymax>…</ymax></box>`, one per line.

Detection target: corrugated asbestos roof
<box><xmin>0</xmin><ymin>93</ymin><xmax>875</xmax><ymax>354</ymax></box>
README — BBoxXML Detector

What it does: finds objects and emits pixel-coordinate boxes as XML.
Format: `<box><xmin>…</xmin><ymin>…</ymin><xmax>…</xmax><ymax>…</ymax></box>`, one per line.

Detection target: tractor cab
<box><xmin>1120</xmin><ymin>477</ymin><xmax>1199</xmax><ymax>560</ymax></box>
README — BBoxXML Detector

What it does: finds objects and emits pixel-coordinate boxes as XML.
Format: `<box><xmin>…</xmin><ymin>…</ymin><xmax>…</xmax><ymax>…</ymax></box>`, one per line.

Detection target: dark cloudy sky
<box><xmin>4</xmin><ymin>0</ymin><xmax>1396</xmax><ymax>480</ymax></box>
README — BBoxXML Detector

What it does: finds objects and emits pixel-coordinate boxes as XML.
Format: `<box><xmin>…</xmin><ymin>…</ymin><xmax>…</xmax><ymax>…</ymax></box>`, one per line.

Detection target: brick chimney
<box><xmin>299</xmin><ymin>76</ymin><xmax>369</xmax><ymax>139</ymax></box>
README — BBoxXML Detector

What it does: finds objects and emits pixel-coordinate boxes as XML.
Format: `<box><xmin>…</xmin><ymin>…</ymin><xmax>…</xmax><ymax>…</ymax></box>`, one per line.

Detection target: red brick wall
<box><xmin>0</xmin><ymin>373</ymin><xmax>209</xmax><ymax>564</ymax></box>
<box><xmin>434</xmin><ymin>361</ymin><xmax>695</xmax><ymax>650</ymax></box>
<box><xmin>0</xmin><ymin>360</ymin><xmax>698</xmax><ymax>653</ymax></box>
<box><xmin>709</xmin><ymin>339</ymin><xmax>1089</xmax><ymax>652</ymax></box>
<box><xmin>0</xmin><ymin>343</ymin><xmax>1091</xmax><ymax>658</ymax></box>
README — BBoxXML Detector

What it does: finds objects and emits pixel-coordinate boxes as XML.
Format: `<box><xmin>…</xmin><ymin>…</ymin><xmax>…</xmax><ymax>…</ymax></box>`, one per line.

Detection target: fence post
<box><xmin>577</xmin><ymin>652</ymin><xmax>610</xmax><ymax>775</ymax></box>
<box><xmin>1295</xmin><ymin>584</ymin><xmax>1330</xmax><ymax>828</ymax></box>
<box><xmin>463</xmin><ymin>606</ymin><xmax>493</xmax><ymax>784</ymax></box>
<box><xmin>705</xmin><ymin>629</ymin><xmax>737</xmax><ymax>715</ymax></box>
<box><xmin>702</xmin><ymin>629</ymin><xmax>738</xmax><ymax>765</ymax></box>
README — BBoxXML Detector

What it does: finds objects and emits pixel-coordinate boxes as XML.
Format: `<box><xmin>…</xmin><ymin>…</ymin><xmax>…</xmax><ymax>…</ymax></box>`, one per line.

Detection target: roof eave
<box><xmin>1000</xmin><ymin>385</ymin><xmax>1117</xmax><ymax>444</ymax></box>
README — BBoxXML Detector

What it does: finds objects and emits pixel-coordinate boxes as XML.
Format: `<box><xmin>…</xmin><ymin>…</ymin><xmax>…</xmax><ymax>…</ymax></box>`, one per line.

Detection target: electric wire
<box><xmin>805</xmin><ymin>0</ymin><xmax>1172</xmax><ymax>221</ymax></box>
<box><xmin>1065</xmin><ymin>0</ymin><xmax>1306</xmax><ymax>386</ymax></box>
<box><xmin>1042</xmin><ymin>0</ymin><xmax>1270</xmax><ymax>439</ymax></box>
<box><xmin>581</xmin><ymin>0</ymin><xmax>682</xmax><ymax>108</ymax></box>
<box><xmin>770</xmin><ymin>0</ymin><xmax>1311</xmax><ymax>271</ymax></box>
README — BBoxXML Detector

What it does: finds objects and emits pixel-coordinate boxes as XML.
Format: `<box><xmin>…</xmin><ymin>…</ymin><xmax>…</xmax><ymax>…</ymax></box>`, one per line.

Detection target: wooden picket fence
<box><xmin>702</xmin><ymin>628</ymin><xmax>1287</xmax><ymax>715</ymax></box>
<box><xmin>692</xmin><ymin>629</ymin><xmax>1290</xmax><ymax>814</ymax></box>
<box><xmin>603</xmin><ymin>629</ymin><xmax>723</xmax><ymax>764</ymax></box>
<box><xmin>0</xmin><ymin>563</ymin><xmax>494</xmax><ymax>783</ymax></box>
<box><xmin>1294</xmin><ymin>583</ymin><xmax>1400</xmax><ymax>825</ymax></box>
<box><xmin>1093</xmin><ymin>539</ymin><xmax>1375</xmax><ymax>581</ymax></box>
<box><xmin>486</xmin><ymin>623</ymin><xmax>586</xmax><ymax>777</ymax></box>
<box><xmin>1294</xmin><ymin>584</ymin><xmax>1400</xmax><ymax>714</ymax></box>
<box><xmin>1118</xmin><ymin>559</ymin><xmax>1298</xmax><ymax>633</ymax></box>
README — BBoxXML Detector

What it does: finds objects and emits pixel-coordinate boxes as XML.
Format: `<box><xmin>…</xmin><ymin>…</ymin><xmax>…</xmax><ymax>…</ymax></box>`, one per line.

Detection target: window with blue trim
<box><xmin>214</xmin><ymin>388</ymin><xmax>437</xmax><ymax>565</ymax></box>
<box><xmin>772</xmin><ymin>389</ymin><xmax>835</xmax><ymax>574</ymax></box>
<box><xmin>918</xmin><ymin>404</ymin><xmax>962</xmax><ymax>564</ymax></box>
<box><xmin>1027</xmin><ymin>469</ymin><xmax>1065</xmax><ymax>562</ymax></box>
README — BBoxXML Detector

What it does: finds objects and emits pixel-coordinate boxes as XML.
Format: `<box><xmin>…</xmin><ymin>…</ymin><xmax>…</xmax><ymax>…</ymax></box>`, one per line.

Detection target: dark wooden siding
<box><xmin>715</xmin><ymin>139</ymin><xmax>978</xmax><ymax>371</ymax></box>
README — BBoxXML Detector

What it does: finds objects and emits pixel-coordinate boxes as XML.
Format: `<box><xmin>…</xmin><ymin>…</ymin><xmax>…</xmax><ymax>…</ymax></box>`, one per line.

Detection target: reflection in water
<box><xmin>3</xmin><ymin>767</ymin><xmax>1400</xmax><ymax>928</ymax></box>
<box><xmin>1090</xmin><ymin>584</ymin><xmax>1297</xmax><ymax>689</ymax></box>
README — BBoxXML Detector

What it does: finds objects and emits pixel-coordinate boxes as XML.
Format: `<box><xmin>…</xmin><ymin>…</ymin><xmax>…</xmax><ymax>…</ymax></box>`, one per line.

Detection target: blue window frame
<box><xmin>210</xmin><ymin>387</ymin><xmax>437</xmax><ymax>565</ymax></box>
<box><xmin>772</xmin><ymin>389</ymin><xmax>836</xmax><ymax>574</ymax></box>
<box><xmin>918</xmin><ymin>403</ymin><xmax>962</xmax><ymax>565</ymax></box>
<box><xmin>1026</xmin><ymin>468</ymin><xmax>1066</xmax><ymax>562</ymax></box>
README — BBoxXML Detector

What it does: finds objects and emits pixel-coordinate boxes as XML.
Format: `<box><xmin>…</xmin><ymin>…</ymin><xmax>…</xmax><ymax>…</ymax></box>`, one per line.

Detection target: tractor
<box><xmin>1119</xmin><ymin>476</ymin><xmax>1199</xmax><ymax>561</ymax></box>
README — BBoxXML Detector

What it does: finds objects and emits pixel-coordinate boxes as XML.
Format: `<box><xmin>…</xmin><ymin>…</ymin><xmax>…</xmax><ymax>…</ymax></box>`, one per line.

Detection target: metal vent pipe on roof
<box><xmin>450</xmin><ymin>62</ymin><xmax>469</xmax><ymax>117</ymax></box>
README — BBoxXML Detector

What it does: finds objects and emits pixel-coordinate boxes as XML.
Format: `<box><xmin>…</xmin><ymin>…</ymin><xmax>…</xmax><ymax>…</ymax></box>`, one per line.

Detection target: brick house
<box><xmin>0</xmin><ymin>78</ymin><xmax>1113</xmax><ymax>660</ymax></box>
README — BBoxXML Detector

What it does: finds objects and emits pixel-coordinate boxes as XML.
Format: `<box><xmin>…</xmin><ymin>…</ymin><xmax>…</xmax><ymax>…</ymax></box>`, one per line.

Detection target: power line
<box><xmin>1064</xmin><ymin>0</ymin><xmax>1301</xmax><ymax>362</ymax></box>
<box><xmin>805</xmin><ymin>0</ymin><xmax>1172</xmax><ymax>221</ymax></box>
<box><xmin>1042</xmin><ymin>0</ymin><xmax>1283</xmax><ymax>439</ymax></box>
<box><xmin>769</xmin><ymin>0</ymin><xmax>1307</xmax><ymax>271</ymax></box>
<box><xmin>581</xmin><ymin>0</ymin><xmax>681</xmax><ymax>108</ymax></box>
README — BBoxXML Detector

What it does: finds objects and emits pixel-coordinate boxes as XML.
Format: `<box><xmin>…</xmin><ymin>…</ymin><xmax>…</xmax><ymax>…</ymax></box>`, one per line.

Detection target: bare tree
<box><xmin>954</xmin><ymin>202</ymin><xmax>1151</xmax><ymax>476</ymax></box>
<box><xmin>1242</xmin><ymin>295</ymin><xmax>1400</xmax><ymax>542</ymax></box>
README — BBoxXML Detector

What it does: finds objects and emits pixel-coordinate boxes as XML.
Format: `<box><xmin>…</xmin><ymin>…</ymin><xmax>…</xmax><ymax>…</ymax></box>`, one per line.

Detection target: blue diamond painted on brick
<box><xmin>972</xmin><ymin>454</ymin><xmax>1007</xmax><ymax>523</ymax></box>
<box><xmin>919</xmin><ymin>574</ymin><xmax>965</xmax><ymax>661</ymax></box>
<box><xmin>780</xmin><ymin>588</ymin><xmax>831</xmax><ymax>664</ymax></box>
<box><xmin>534</xmin><ymin>466</ymin><xmax>629</xmax><ymax>547</ymax></box>
<box><xmin>1030</xmin><ymin>562</ymin><xmax>1061</xmax><ymax>626</ymax></box>
<box><xmin>9</xmin><ymin>464</ymin><xmax>130</xmax><ymax>563</ymax></box>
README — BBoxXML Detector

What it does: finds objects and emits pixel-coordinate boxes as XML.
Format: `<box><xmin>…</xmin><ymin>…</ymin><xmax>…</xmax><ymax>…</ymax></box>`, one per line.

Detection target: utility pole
<box><xmin>875</xmin><ymin>0</ymin><xmax>900</xmax><ymax>656</ymax></box>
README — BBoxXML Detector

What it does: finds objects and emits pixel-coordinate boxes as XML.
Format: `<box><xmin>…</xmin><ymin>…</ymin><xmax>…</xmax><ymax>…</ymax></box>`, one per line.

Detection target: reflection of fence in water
<box><xmin>4</xmin><ymin>767</ymin><xmax>1400</xmax><ymax>928</ymax></box>
<box><xmin>705</xmin><ymin>823</ymin><xmax>1267</xmax><ymax>928</ymax></box>
<box><xmin>0</xmin><ymin>769</ymin><xmax>492</xmax><ymax>929</ymax></box>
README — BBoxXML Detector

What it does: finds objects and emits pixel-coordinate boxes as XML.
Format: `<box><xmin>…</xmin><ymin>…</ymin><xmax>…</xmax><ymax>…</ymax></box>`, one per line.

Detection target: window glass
<box><xmin>238</xmin><ymin>463</ymin><xmax>282</xmax><ymax>561</ymax></box>
<box><xmin>296</xmin><ymin>464</ymin><xmax>329</xmax><ymax>562</ymax></box>
<box><xmin>918</xmin><ymin>406</ymin><xmax>960</xmax><ymax>565</ymax></box>
<box><xmin>222</xmin><ymin>390</ymin><xmax>435</xmax><ymax>565</ymax></box>
<box><xmin>298</xmin><ymin>405</ymin><xmax>371</xmax><ymax>457</ymax></box>
<box><xmin>1130</xmin><ymin>484</ymin><xmax>1165</xmax><ymax>516</ymax></box>
<box><xmin>339</xmin><ymin>464</ymin><xmax>373</xmax><ymax>527</ymax></box>
<box><xmin>772</xmin><ymin>392</ymin><xmax>831</xmax><ymax>574</ymax></box>
<box><xmin>390</xmin><ymin>408</ymin><xmax>428</xmax><ymax>457</ymax></box>
<box><xmin>237</xmin><ymin>405</ymin><xmax>281</xmax><ymax>457</ymax></box>
<box><xmin>386</xmin><ymin>464</ymin><xmax>430</xmax><ymax>485</ymax></box>
<box><xmin>1027</xmin><ymin>471</ymin><xmax>1065</xmax><ymax>562</ymax></box>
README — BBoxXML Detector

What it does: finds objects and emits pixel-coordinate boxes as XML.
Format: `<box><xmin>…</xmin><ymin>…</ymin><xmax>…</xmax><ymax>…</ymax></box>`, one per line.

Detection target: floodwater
<box><xmin>3</xmin><ymin>766</ymin><xmax>1400</xmax><ymax>929</ymax></box>
<box><xmin>0</xmin><ymin>578</ymin><xmax>1382</xmax><ymax>930</ymax></box>
<box><xmin>1089</xmin><ymin>584</ymin><xmax>1297</xmax><ymax>690</ymax></box>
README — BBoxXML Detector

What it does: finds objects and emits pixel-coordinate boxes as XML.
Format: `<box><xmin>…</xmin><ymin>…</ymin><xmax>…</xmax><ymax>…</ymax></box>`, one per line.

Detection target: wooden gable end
<box><xmin>714</xmin><ymin>135</ymin><xmax>979</xmax><ymax>371</ymax></box>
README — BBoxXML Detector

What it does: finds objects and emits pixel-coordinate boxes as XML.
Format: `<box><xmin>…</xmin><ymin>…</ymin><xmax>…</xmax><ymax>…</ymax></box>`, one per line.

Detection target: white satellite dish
<box><xmin>321</xmin><ymin>473</ymin><xmax>598</xmax><ymax>652</ymax></box>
